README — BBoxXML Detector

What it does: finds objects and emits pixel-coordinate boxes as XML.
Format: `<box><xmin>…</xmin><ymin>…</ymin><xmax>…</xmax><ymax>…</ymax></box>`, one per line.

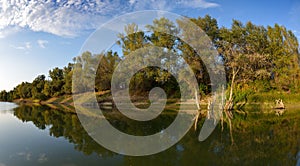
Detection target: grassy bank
<box><xmin>247</xmin><ymin>91</ymin><xmax>300</xmax><ymax>103</ymax></box>
<box><xmin>14</xmin><ymin>95</ymin><xmax>73</xmax><ymax>105</ymax></box>
<box><xmin>241</xmin><ymin>92</ymin><xmax>300</xmax><ymax>110</ymax></box>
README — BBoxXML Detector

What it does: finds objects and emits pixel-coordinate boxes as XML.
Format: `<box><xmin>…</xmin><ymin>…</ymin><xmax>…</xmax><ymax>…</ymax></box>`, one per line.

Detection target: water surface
<box><xmin>0</xmin><ymin>102</ymin><xmax>299</xmax><ymax>165</ymax></box>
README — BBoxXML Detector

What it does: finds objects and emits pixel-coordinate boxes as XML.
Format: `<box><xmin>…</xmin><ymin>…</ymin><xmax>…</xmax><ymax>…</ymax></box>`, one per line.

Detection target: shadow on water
<box><xmin>11</xmin><ymin>104</ymin><xmax>300</xmax><ymax>165</ymax></box>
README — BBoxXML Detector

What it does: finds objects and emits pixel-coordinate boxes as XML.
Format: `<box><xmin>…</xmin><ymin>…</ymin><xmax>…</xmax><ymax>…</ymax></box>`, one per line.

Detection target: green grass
<box><xmin>247</xmin><ymin>91</ymin><xmax>300</xmax><ymax>103</ymax></box>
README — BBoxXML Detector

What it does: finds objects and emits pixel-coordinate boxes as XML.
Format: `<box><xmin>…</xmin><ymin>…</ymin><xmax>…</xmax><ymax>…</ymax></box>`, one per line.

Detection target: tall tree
<box><xmin>95</xmin><ymin>51</ymin><xmax>120</xmax><ymax>91</ymax></box>
<box><xmin>63</xmin><ymin>63</ymin><xmax>74</xmax><ymax>94</ymax></box>
<box><xmin>49</xmin><ymin>67</ymin><xmax>65</xmax><ymax>96</ymax></box>
<box><xmin>31</xmin><ymin>75</ymin><xmax>47</xmax><ymax>100</ymax></box>
<box><xmin>217</xmin><ymin>20</ymin><xmax>272</xmax><ymax>109</ymax></box>
<box><xmin>117</xmin><ymin>23</ymin><xmax>146</xmax><ymax>56</ymax></box>
<box><xmin>0</xmin><ymin>90</ymin><xmax>8</xmax><ymax>101</ymax></box>
<box><xmin>267</xmin><ymin>24</ymin><xmax>300</xmax><ymax>91</ymax></box>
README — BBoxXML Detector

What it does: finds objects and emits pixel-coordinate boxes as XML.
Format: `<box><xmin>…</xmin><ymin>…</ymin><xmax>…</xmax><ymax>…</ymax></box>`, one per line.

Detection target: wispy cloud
<box><xmin>129</xmin><ymin>0</ymin><xmax>219</xmax><ymax>11</ymax></box>
<box><xmin>0</xmin><ymin>0</ymin><xmax>219</xmax><ymax>37</ymax></box>
<box><xmin>37</xmin><ymin>40</ymin><xmax>49</xmax><ymax>48</ymax></box>
<box><xmin>0</xmin><ymin>0</ymin><xmax>110</xmax><ymax>37</ymax></box>
<box><xmin>177</xmin><ymin>0</ymin><xmax>219</xmax><ymax>9</ymax></box>
<box><xmin>0</xmin><ymin>26</ymin><xmax>20</xmax><ymax>38</ymax></box>
<box><xmin>25</xmin><ymin>42</ymin><xmax>31</xmax><ymax>49</ymax></box>
<box><xmin>129</xmin><ymin>0</ymin><xmax>136</xmax><ymax>5</ymax></box>
<box><xmin>10</xmin><ymin>42</ymin><xmax>31</xmax><ymax>50</ymax></box>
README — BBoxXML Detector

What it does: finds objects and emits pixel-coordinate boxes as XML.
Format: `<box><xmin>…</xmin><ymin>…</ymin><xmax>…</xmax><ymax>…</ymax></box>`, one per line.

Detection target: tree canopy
<box><xmin>0</xmin><ymin>15</ymin><xmax>299</xmax><ymax>104</ymax></box>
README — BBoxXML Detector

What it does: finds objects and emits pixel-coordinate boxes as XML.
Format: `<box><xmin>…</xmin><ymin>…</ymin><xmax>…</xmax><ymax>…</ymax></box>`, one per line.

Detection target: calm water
<box><xmin>0</xmin><ymin>102</ymin><xmax>299</xmax><ymax>166</ymax></box>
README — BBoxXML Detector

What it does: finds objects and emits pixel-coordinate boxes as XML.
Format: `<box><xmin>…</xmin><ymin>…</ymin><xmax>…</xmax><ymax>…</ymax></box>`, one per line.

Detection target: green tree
<box><xmin>63</xmin><ymin>63</ymin><xmax>74</xmax><ymax>94</ymax></box>
<box><xmin>217</xmin><ymin>20</ymin><xmax>272</xmax><ymax>109</ymax></box>
<box><xmin>42</xmin><ymin>81</ymin><xmax>52</xmax><ymax>97</ymax></box>
<box><xmin>15</xmin><ymin>82</ymin><xmax>32</xmax><ymax>99</ymax></box>
<box><xmin>190</xmin><ymin>15</ymin><xmax>219</xmax><ymax>43</ymax></box>
<box><xmin>31</xmin><ymin>75</ymin><xmax>47</xmax><ymax>100</ymax></box>
<box><xmin>95</xmin><ymin>51</ymin><xmax>120</xmax><ymax>91</ymax></box>
<box><xmin>73</xmin><ymin>51</ymin><xmax>98</xmax><ymax>93</ymax></box>
<box><xmin>267</xmin><ymin>24</ymin><xmax>300</xmax><ymax>92</ymax></box>
<box><xmin>117</xmin><ymin>23</ymin><xmax>146</xmax><ymax>56</ymax></box>
<box><xmin>177</xmin><ymin>16</ymin><xmax>217</xmax><ymax>93</ymax></box>
<box><xmin>49</xmin><ymin>67</ymin><xmax>65</xmax><ymax>96</ymax></box>
<box><xmin>0</xmin><ymin>90</ymin><xmax>8</xmax><ymax>101</ymax></box>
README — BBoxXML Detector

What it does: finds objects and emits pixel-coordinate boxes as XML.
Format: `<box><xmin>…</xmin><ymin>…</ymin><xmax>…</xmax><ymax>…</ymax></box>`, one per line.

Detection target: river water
<box><xmin>0</xmin><ymin>102</ymin><xmax>299</xmax><ymax>165</ymax></box>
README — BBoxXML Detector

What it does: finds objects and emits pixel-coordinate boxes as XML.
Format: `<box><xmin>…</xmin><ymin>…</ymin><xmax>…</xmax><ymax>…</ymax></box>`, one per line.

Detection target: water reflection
<box><xmin>0</xmin><ymin>101</ymin><xmax>17</xmax><ymax>112</ymax></box>
<box><xmin>275</xmin><ymin>109</ymin><xmax>285</xmax><ymax>116</ymax></box>
<box><xmin>13</xmin><ymin>105</ymin><xmax>116</xmax><ymax>157</ymax></box>
<box><xmin>297</xmin><ymin>151</ymin><xmax>300</xmax><ymax>166</ymax></box>
<box><xmin>10</xmin><ymin>104</ymin><xmax>300</xmax><ymax>165</ymax></box>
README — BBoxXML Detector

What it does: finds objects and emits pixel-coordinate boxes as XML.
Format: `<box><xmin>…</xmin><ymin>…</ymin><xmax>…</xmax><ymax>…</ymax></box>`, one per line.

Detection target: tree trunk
<box><xmin>194</xmin><ymin>88</ymin><xmax>201</xmax><ymax>130</ymax></box>
<box><xmin>225</xmin><ymin>68</ymin><xmax>238</xmax><ymax>110</ymax></box>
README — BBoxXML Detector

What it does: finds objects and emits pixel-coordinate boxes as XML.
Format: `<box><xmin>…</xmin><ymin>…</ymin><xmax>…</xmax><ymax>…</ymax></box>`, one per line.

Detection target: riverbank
<box><xmin>14</xmin><ymin>95</ymin><xmax>73</xmax><ymax>105</ymax></box>
<box><xmin>11</xmin><ymin>91</ymin><xmax>300</xmax><ymax>112</ymax></box>
<box><xmin>242</xmin><ymin>92</ymin><xmax>300</xmax><ymax>110</ymax></box>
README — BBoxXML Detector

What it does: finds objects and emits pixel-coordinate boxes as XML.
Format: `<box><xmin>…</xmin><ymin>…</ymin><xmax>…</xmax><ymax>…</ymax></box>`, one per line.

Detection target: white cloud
<box><xmin>25</xmin><ymin>42</ymin><xmax>31</xmax><ymax>49</ymax></box>
<box><xmin>130</xmin><ymin>0</ymin><xmax>219</xmax><ymax>11</ymax></box>
<box><xmin>177</xmin><ymin>0</ymin><xmax>219</xmax><ymax>8</ymax></box>
<box><xmin>10</xmin><ymin>45</ymin><xmax>25</xmax><ymax>50</ymax></box>
<box><xmin>10</xmin><ymin>42</ymin><xmax>31</xmax><ymax>50</ymax></box>
<box><xmin>129</xmin><ymin>0</ymin><xmax>136</xmax><ymax>5</ymax></box>
<box><xmin>0</xmin><ymin>0</ymin><xmax>110</xmax><ymax>37</ymax></box>
<box><xmin>37</xmin><ymin>40</ymin><xmax>49</xmax><ymax>48</ymax></box>
<box><xmin>0</xmin><ymin>0</ymin><xmax>219</xmax><ymax>37</ymax></box>
<box><xmin>0</xmin><ymin>26</ymin><xmax>20</xmax><ymax>38</ymax></box>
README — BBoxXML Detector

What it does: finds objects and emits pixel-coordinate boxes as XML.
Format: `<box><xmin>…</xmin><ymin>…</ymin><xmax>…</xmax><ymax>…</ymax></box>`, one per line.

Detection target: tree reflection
<box><xmin>13</xmin><ymin>105</ymin><xmax>116</xmax><ymax>157</ymax></box>
<box><xmin>12</xmin><ymin>105</ymin><xmax>300</xmax><ymax>165</ymax></box>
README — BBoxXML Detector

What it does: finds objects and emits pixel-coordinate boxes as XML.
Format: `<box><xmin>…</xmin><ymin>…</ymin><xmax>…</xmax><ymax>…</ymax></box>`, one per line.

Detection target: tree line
<box><xmin>1</xmin><ymin>15</ymin><xmax>299</xmax><ymax>106</ymax></box>
<box><xmin>0</xmin><ymin>63</ymin><xmax>73</xmax><ymax>101</ymax></box>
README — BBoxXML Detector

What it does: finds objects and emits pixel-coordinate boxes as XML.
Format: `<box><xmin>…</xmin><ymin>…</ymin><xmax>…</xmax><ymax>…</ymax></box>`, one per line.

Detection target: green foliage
<box><xmin>63</xmin><ymin>63</ymin><xmax>73</xmax><ymax>94</ymax></box>
<box><xmin>248</xmin><ymin>91</ymin><xmax>300</xmax><ymax>103</ymax></box>
<box><xmin>0</xmin><ymin>15</ymin><xmax>299</xmax><ymax>104</ymax></box>
<box><xmin>15</xmin><ymin>82</ymin><xmax>32</xmax><ymax>99</ymax></box>
<box><xmin>232</xmin><ymin>86</ymin><xmax>253</xmax><ymax>104</ymax></box>
<box><xmin>198</xmin><ymin>83</ymin><xmax>209</xmax><ymax>96</ymax></box>
<box><xmin>31</xmin><ymin>75</ymin><xmax>46</xmax><ymax>99</ymax></box>
<box><xmin>0</xmin><ymin>90</ymin><xmax>8</xmax><ymax>101</ymax></box>
<box><xmin>95</xmin><ymin>51</ymin><xmax>120</xmax><ymax>91</ymax></box>
<box><xmin>250</xmin><ymin>80</ymin><xmax>273</xmax><ymax>93</ymax></box>
<box><xmin>190</xmin><ymin>15</ymin><xmax>219</xmax><ymax>43</ymax></box>
<box><xmin>49</xmin><ymin>67</ymin><xmax>65</xmax><ymax>96</ymax></box>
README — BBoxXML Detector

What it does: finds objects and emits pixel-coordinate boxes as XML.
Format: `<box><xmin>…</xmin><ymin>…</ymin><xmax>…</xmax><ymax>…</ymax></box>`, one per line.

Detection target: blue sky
<box><xmin>0</xmin><ymin>0</ymin><xmax>299</xmax><ymax>91</ymax></box>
